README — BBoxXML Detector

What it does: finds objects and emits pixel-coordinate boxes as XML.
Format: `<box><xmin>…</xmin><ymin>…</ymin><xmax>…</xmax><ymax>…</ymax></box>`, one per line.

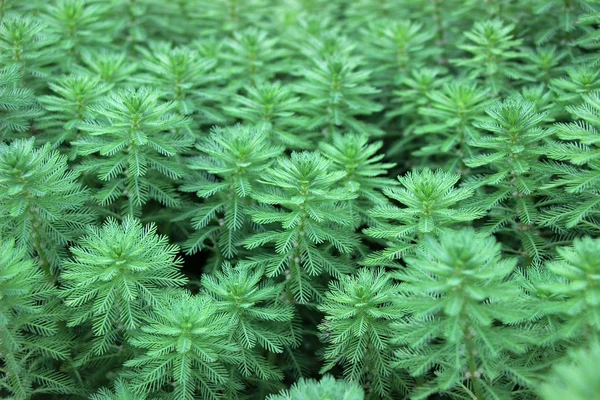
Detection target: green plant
<box><xmin>294</xmin><ymin>55</ymin><xmax>383</xmax><ymax>137</ymax></box>
<box><xmin>2</xmin><ymin>2</ymin><xmax>600</xmax><ymax>399</ymax></box>
<box><xmin>90</xmin><ymin>378</ymin><xmax>145</xmax><ymax>400</ymax></box>
<box><xmin>393</xmin><ymin>229</ymin><xmax>532</xmax><ymax>399</ymax></box>
<box><xmin>0</xmin><ymin>138</ymin><xmax>94</xmax><ymax>277</ymax></box>
<box><xmin>362</xmin><ymin>20</ymin><xmax>437</xmax><ymax>90</ymax></box>
<box><xmin>202</xmin><ymin>263</ymin><xmax>299</xmax><ymax>390</ymax></box>
<box><xmin>539</xmin><ymin>236</ymin><xmax>600</xmax><ymax>344</ymax></box>
<box><xmin>385</xmin><ymin>67</ymin><xmax>449</xmax><ymax>157</ymax></box>
<box><xmin>363</xmin><ymin>168</ymin><xmax>484</xmax><ymax>265</ymax></box>
<box><xmin>90</xmin><ymin>0</ymin><xmax>166</xmax><ymax>49</ymax></box>
<box><xmin>244</xmin><ymin>151</ymin><xmax>358</xmax><ymax>303</ymax></box>
<box><xmin>41</xmin><ymin>0</ymin><xmax>115</xmax><ymax>66</ymax></box>
<box><xmin>319</xmin><ymin>132</ymin><xmax>397</xmax><ymax>227</ymax></box>
<box><xmin>550</xmin><ymin>65</ymin><xmax>600</xmax><ymax>106</ymax></box>
<box><xmin>37</xmin><ymin>74</ymin><xmax>110</xmax><ymax>152</ymax></box>
<box><xmin>222</xmin><ymin>28</ymin><xmax>287</xmax><ymax>89</ymax></box>
<box><xmin>135</xmin><ymin>41</ymin><xmax>224</xmax><ymax>127</ymax></box>
<box><xmin>415</xmin><ymin>80</ymin><xmax>492</xmax><ymax>171</ymax></box>
<box><xmin>529</xmin><ymin>0</ymin><xmax>598</xmax><ymax>47</ymax></box>
<box><xmin>60</xmin><ymin>216</ymin><xmax>186</xmax><ymax>365</ymax></box>
<box><xmin>179</xmin><ymin>124</ymin><xmax>283</xmax><ymax>263</ymax></box>
<box><xmin>224</xmin><ymin>81</ymin><xmax>312</xmax><ymax>149</ymax></box>
<box><xmin>574</xmin><ymin>10</ymin><xmax>600</xmax><ymax>65</ymax></box>
<box><xmin>75</xmin><ymin>49</ymin><xmax>137</xmax><ymax>87</ymax></box>
<box><xmin>387</xmin><ymin>67</ymin><xmax>448</xmax><ymax>129</ymax></box>
<box><xmin>124</xmin><ymin>291</ymin><xmax>241</xmax><ymax>400</ymax></box>
<box><xmin>543</xmin><ymin>91</ymin><xmax>600</xmax><ymax>233</ymax></box>
<box><xmin>464</xmin><ymin>96</ymin><xmax>556</xmax><ymax>265</ymax></box>
<box><xmin>453</xmin><ymin>19</ymin><xmax>525</xmax><ymax>95</ymax></box>
<box><xmin>318</xmin><ymin>268</ymin><xmax>408</xmax><ymax>398</ymax></box>
<box><xmin>537</xmin><ymin>341</ymin><xmax>600</xmax><ymax>400</ymax></box>
<box><xmin>75</xmin><ymin>86</ymin><xmax>192</xmax><ymax>217</ymax></box>
<box><xmin>0</xmin><ymin>238</ymin><xmax>75</xmax><ymax>398</ymax></box>
<box><xmin>268</xmin><ymin>375</ymin><xmax>364</xmax><ymax>400</ymax></box>
<box><xmin>522</xmin><ymin>46</ymin><xmax>568</xmax><ymax>86</ymax></box>
<box><xmin>0</xmin><ymin>15</ymin><xmax>57</xmax><ymax>87</ymax></box>
<box><xmin>0</xmin><ymin>65</ymin><xmax>43</xmax><ymax>140</ymax></box>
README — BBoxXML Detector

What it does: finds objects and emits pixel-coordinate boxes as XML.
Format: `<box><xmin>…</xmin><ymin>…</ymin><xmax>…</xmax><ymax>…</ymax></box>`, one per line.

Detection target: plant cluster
<box><xmin>1</xmin><ymin>1</ymin><xmax>600</xmax><ymax>399</ymax></box>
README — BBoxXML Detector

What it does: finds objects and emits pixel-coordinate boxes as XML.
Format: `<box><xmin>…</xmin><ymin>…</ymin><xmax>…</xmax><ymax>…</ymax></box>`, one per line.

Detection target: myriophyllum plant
<box><xmin>0</xmin><ymin>138</ymin><xmax>94</xmax><ymax>277</ymax></box>
<box><xmin>244</xmin><ymin>151</ymin><xmax>359</xmax><ymax>303</ymax></box>
<box><xmin>0</xmin><ymin>238</ymin><xmax>75</xmax><ymax>398</ymax></box>
<box><xmin>179</xmin><ymin>124</ymin><xmax>283</xmax><ymax>265</ymax></box>
<box><xmin>75</xmin><ymin>86</ymin><xmax>192</xmax><ymax>217</ymax></box>
<box><xmin>363</xmin><ymin>168</ymin><xmax>484</xmax><ymax>266</ymax></box>
<box><xmin>0</xmin><ymin>2</ymin><xmax>599</xmax><ymax>399</ymax></box>
<box><xmin>318</xmin><ymin>268</ymin><xmax>409</xmax><ymax>398</ymax></box>
<box><xmin>124</xmin><ymin>291</ymin><xmax>241</xmax><ymax>400</ymax></box>
<box><xmin>319</xmin><ymin>132</ymin><xmax>397</xmax><ymax>227</ymax></box>
<box><xmin>60</xmin><ymin>217</ymin><xmax>186</xmax><ymax>365</ymax></box>
<box><xmin>464</xmin><ymin>96</ymin><xmax>555</xmax><ymax>265</ymax></box>
<box><xmin>393</xmin><ymin>229</ymin><xmax>533</xmax><ymax>400</ymax></box>
<box><xmin>201</xmin><ymin>263</ymin><xmax>298</xmax><ymax>386</ymax></box>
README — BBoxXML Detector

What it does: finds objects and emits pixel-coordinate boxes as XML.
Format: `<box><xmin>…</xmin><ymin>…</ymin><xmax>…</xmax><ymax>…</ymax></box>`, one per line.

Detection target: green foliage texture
<box><xmin>1</xmin><ymin>1</ymin><xmax>599</xmax><ymax>399</ymax></box>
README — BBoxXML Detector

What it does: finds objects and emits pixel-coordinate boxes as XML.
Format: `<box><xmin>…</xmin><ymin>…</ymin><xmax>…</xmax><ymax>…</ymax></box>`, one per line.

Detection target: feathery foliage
<box><xmin>75</xmin><ymin>86</ymin><xmax>192</xmax><ymax>216</ymax></box>
<box><xmin>364</xmin><ymin>168</ymin><xmax>484</xmax><ymax>265</ymax></box>
<box><xmin>135</xmin><ymin>41</ymin><xmax>223</xmax><ymax>126</ymax></box>
<box><xmin>90</xmin><ymin>378</ymin><xmax>145</xmax><ymax>400</ymax></box>
<box><xmin>0</xmin><ymin>138</ymin><xmax>93</xmax><ymax>276</ymax></box>
<box><xmin>319</xmin><ymin>132</ymin><xmax>397</xmax><ymax>227</ymax></box>
<box><xmin>244</xmin><ymin>151</ymin><xmax>358</xmax><ymax>303</ymax></box>
<box><xmin>295</xmin><ymin>55</ymin><xmax>383</xmax><ymax>137</ymax></box>
<box><xmin>60</xmin><ymin>217</ymin><xmax>186</xmax><ymax>365</ymax></box>
<box><xmin>540</xmin><ymin>236</ymin><xmax>600</xmax><ymax>344</ymax></box>
<box><xmin>415</xmin><ymin>80</ymin><xmax>492</xmax><ymax>171</ymax></box>
<box><xmin>180</xmin><ymin>124</ymin><xmax>283</xmax><ymax>261</ymax></box>
<box><xmin>0</xmin><ymin>15</ymin><xmax>56</xmax><ymax>86</ymax></box>
<box><xmin>544</xmin><ymin>91</ymin><xmax>600</xmax><ymax>233</ymax></box>
<box><xmin>268</xmin><ymin>375</ymin><xmax>364</xmax><ymax>400</ymax></box>
<box><xmin>392</xmin><ymin>229</ymin><xmax>533</xmax><ymax>400</ymax></box>
<box><xmin>319</xmin><ymin>268</ymin><xmax>408</xmax><ymax>398</ymax></box>
<box><xmin>2</xmin><ymin>1</ymin><xmax>600</xmax><ymax>399</ymax></box>
<box><xmin>124</xmin><ymin>291</ymin><xmax>241</xmax><ymax>400</ymax></box>
<box><xmin>452</xmin><ymin>19</ymin><xmax>525</xmax><ymax>95</ymax></box>
<box><xmin>537</xmin><ymin>341</ymin><xmax>600</xmax><ymax>400</ymax></box>
<box><xmin>465</xmin><ymin>96</ymin><xmax>556</xmax><ymax>265</ymax></box>
<box><xmin>37</xmin><ymin>74</ymin><xmax>111</xmax><ymax>151</ymax></box>
<box><xmin>0</xmin><ymin>238</ymin><xmax>75</xmax><ymax>398</ymax></box>
<box><xmin>224</xmin><ymin>81</ymin><xmax>311</xmax><ymax>149</ymax></box>
<box><xmin>0</xmin><ymin>65</ymin><xmax>42</xmax><ymax>140</ymax></box>
<box><xmin>202</xmin><ymin>263</ymin><xmax>299</xmax><ymax>386</ymax></box>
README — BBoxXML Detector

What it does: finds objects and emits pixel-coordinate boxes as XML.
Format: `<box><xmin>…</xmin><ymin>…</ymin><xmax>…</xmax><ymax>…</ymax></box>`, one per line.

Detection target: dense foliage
<box><xmin>1</xmin><ymin>1</ymin><xmax>600</xmax><ymax>399</ymax></box>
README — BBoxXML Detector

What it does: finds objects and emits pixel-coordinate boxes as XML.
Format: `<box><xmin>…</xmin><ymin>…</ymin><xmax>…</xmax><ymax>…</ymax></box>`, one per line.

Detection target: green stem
<box><xmin>431</xmin><ymin>0</ymin><xmax>445</xmax><ymax>45</ymax></box>
<box><xmin>463</xmin><ymin>328</ymin><xmax>485</xmax><ymax>400</ymax></box>
<box><xmin>29</xmin><ymin>206</ymin><xmax>54</xmax><ymax>283</ymax></box>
